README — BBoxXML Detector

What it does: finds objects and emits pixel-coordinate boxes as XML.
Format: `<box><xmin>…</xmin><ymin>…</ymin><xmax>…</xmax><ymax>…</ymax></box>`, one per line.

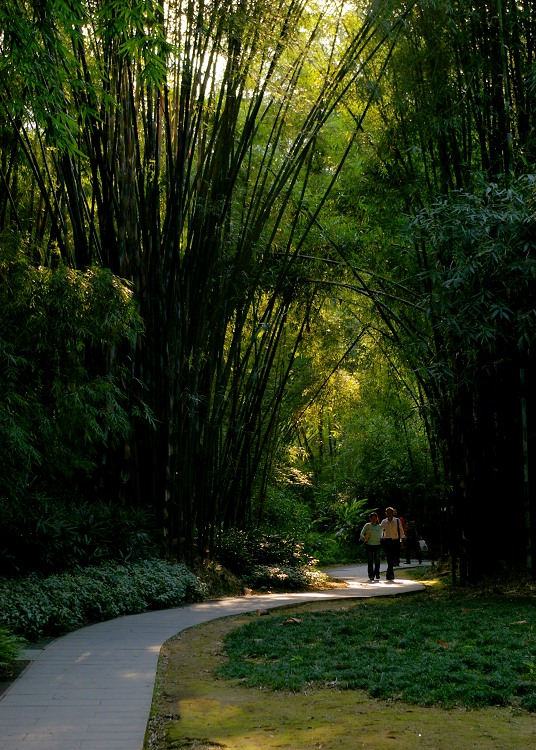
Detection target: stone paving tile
<box><xmin>0</xmin><ymin>712</ymin><xmax>42</xmax><ymax>726</ymax></box>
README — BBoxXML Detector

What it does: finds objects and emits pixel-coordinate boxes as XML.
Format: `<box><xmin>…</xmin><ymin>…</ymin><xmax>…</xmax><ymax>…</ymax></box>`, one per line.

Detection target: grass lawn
<box><xmin>218</xmin><ymin>570</ymin><xmax>536</xmax><ymax>711</ymax></box>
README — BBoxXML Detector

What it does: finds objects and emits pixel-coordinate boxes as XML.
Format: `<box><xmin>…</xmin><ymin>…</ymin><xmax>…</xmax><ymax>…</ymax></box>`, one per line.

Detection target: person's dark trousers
<box><xmin>383</xmin><ymin>538</ymin><xmax>398</xmax><ymax>579</ymax></box>
<box><xmin>366</xmin><ymin>544</ymin><xmax>381</xmax><ymax>579</ymax></box>
<box><xmin>405</xmin><ymin>538</ymin><xmax>422</xmax><ymax>564</ymax></box>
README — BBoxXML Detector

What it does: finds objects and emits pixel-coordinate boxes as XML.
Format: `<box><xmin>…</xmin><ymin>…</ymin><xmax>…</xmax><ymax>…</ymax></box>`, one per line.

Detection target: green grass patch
<box><xmin>217</xmin><ymin>586</ymin><xmax>536</xmax><ymax>711</ymax></box>
<box><xmin>0</xmin><ymin>627</ymin><xmax>22</xmax><ymax>677</ymax></box>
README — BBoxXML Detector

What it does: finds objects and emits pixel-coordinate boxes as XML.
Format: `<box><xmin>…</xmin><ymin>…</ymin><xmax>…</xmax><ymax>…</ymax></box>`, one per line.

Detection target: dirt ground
<box><xmin>145</xmin><ymin>598</ymin><xmax>536</xmax><ymax>750</ymax></box>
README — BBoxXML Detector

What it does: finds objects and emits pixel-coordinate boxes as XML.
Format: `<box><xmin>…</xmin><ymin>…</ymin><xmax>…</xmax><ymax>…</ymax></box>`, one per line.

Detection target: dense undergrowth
<box><xmin>0</xmin><ymin>559</ymin><xmax>206</xmax><ymax>644</ymax></box>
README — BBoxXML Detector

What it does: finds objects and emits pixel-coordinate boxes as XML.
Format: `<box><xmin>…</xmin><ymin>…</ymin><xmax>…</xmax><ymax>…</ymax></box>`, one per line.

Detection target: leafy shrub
<box><xmin>243</xmin><ymin>565</ymin><xmax>327</xmax><ymax>591</ymax></box>
<box><xmin>0</xmin><ymin>627</ymin><xmax>22</xmax><ymax>677</ymax></box>
<box><xmin>0</xmin><ymin>250</ymin><xmax>143</xmax><ymax>522</ymax></box>
<box><xmin>0</xmin><ymin>559</ymin><xmax>206</xmax><ymax>641</ymax></box>
<box><xmin>0</xmin><ymin>498</ymin><xmax>158</xmax><ymax>576</ymax></box>
<box><xmin>258</xmin><ymin>487</ymin><xmax>314</xmax><ymax>538</ymax></box>
<box><xmin>215</xmin><ymin>528</ymin><xmax>316</xmax><ymax>576</ymax></box>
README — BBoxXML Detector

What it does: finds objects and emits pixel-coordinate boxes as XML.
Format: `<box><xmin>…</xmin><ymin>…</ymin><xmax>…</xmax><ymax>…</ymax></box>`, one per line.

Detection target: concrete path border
<box><xmin>0</xmin><ymin>563</ymin><xmax>428</xmax><ymax>749</ymax></box>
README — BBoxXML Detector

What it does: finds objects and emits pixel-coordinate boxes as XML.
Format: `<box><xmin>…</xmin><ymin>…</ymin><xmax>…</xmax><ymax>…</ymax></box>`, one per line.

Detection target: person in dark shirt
<box><xmin>404</xmin><ymin>517</ymin><xmax>422</xmax><ymax>564</ymax></box>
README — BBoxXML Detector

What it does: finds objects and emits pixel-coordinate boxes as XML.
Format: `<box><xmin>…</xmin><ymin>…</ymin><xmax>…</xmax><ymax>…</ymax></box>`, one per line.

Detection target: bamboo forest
<box><xmin>0</xmin><ymin>0</ymin><xmax>535</xmax><ymax>585</ymax></box>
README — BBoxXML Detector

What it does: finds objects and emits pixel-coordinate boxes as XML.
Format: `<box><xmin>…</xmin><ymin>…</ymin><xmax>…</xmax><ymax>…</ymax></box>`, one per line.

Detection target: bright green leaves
<box><xmin>0</xmin><ymin>240</ymin><xmax>143</xmax><ymax>496</ymax></box>
<box><xmin>97</xmin><ymin>0</ymin><xmax>174</xmax><ymax>86</ymax></box>
<box><xmin>0</xmin><ymin>1</ymin><xmax>89</xmax><ymax>155</ymax></box>
<box><xmin>410</xmin><ymin>176</ymin><xmax>536</xmax><ymax>357</ymax></box>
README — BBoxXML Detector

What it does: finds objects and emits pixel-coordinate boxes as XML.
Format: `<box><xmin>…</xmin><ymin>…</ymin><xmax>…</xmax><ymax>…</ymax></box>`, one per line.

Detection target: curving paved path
<box><xmin>0</xmin><ymin>563</ymin><xmax>427</xmax><ymax>750</ymax></box>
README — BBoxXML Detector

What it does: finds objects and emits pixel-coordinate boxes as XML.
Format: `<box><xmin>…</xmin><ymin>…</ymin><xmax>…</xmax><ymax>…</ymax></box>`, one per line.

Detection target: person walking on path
<box><xmin>404</xmin><ymin>517</ymin><xmax>422</xmax><ymax>564</ymax></box>
<box><xmin>380</xmin><ymin>506</ymin><xmax>405</xmax><ymax>580</ymax></box>
<box><xmin>360</xmin><ymin>512</ymin><xmax>382</xmax><ymax>581</ymax></box>
<box><xmin>392</xmin><ymin>508</ymin><xmax>405</xmax><ymax>566</ymax></box>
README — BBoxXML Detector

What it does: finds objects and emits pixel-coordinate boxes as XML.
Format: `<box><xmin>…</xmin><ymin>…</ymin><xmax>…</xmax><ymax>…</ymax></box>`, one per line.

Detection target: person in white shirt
<box><xmin>380</xmin><ymin>506</ymin><xmax>405</xmax><ymax>580</ymax></box>
<box><xmin>360</xmin><ymin>512</ymin><xmax>382</xmax><ymax>581</ymax></box>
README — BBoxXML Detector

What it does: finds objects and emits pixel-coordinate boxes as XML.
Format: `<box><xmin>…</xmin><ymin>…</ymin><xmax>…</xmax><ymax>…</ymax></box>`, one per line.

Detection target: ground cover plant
<box><xmin>0</xmin><ymin>627</ymin><xmax>21</xmax><ymax>677</ymax></box>
<box><xmin>217</xmin><ymin>575</ymin><xmax>536</xmax><ymax>712</ymax></box>
<box><xmin>0</xmin><ymin>559</ymin><xmax>206</xmax><ymax>642</ymax></box>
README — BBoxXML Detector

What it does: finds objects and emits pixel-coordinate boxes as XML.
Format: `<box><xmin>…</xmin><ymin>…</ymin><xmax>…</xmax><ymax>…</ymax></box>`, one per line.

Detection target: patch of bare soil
<box><xmin>145</xmin><ymin>599</ymin><xmax>536</xmax><ymax>750</ymax></box>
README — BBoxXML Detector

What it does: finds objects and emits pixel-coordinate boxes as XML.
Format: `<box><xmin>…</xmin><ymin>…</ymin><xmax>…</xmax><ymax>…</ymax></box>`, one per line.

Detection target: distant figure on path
<box><xmin>404</xmin><ymin>517</ymin><xmax>422</xmax><ymax>564</ymax></box>
<box><xmin>380</xmin><ymin>507</ymin><xmax>405</xmax><ymax>580</ymax></box>
<box><xmin>360</xmin><ymin>512</ymin><xmax>382</xmax><ymax>581</ymax></box>
<box><xmin>393</xmin><ymin>508</ymin><xmax>405</xmax><ymax>566</ymax></box>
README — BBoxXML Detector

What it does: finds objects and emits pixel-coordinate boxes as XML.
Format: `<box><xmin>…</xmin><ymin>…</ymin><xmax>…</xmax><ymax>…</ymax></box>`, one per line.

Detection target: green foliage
<box><xmin>292</xmin><ymin>496</ymin><xmax>370</xmax><ymax>564</ymax></box>
<box><xmin>411</xmin><ymin>177</ymin><xmax>536</xmax><ymax>364</ymax></box>
<box><xmin>0</xmin><ymin>0</ymin><xmax>532</xmax><ymax>581</ymax></box>
<box><xmin>278</xmin><ymin>325</ymin><xmax>439</xmax><ymax>559</ymax></box>
<box><xmin>340</xmin><ymin>406</ymin><xmax>435</xmax><ymax>513</ymax></box>
<box><xmin>332</xmin><ymin>497</ymin><xmax>374</xmax><ymax>541</ymax></box>
<box><xmin>0</xmin><ymin>241</ymin><xmax>145</xmax><ymax>517</ymax></box>
<box><xmin>0</xmin><ymin>560</ymin><xmax>206</xmax><ymax>641</ymax></box>
<box><xmin>218</xmin><ymin>587</ymin><xmax>536</xmax><ymax>711</ymax></box>
<box><xmin>402</xmin><ymin>176</ymin><xmax>536</xmax><ymax>577</ymax></box>
<box><xmin>0</xmin><ymin>497</ymin><xmax>158</xmax><ymax>576</ymax></box>
<box><xmin>307</xmin><ymin>532</ymin><xmax>358</xmax><ymax>566</ymax></box>
<box><xmin>214</xmin><ymin>526</ymin><xmax>336</xmax><ymax>591</ymax></box>
<box><xmin>242</xmin><ymin>565</ymin><xmax>330</xmax><ymax>592</ymax></box>
<box><xmin>255</xmin><ymin>484</ymin><xmax>348</xmax><ymax>564</ymax></box>
<box><xmin>258</xmin><ymin>486</ymin><xmax>315</xmax><ymax>539</ymax></box>
<box><xmin>1</xmin><ymin>0</ymin><xmax>413</xmax><ymax>565</ymax></box>
<box><xmin>215</xmin><ymin>529</ymin><xmax>316</xmax><ymax>577</ymax></box>
<box><xmin>0</xmin><ymin>627</ymin><xmax>22</xmax><ymax>678</ymax></box>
